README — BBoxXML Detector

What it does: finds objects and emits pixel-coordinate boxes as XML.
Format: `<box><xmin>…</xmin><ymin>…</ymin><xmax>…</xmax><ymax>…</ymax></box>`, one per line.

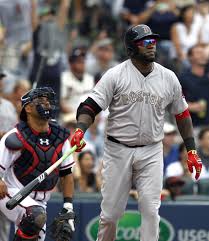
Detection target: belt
<box><xmin>107</xmin><ymin>135</ymin><xmax>146</xmax><ymax>148</ymax></box>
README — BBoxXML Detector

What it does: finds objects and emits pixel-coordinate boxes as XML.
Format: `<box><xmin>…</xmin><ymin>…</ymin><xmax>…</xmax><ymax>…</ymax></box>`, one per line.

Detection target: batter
<box><xmin>70</xmin><ymin>24</ymin><xmax>202</xmax><ymax>241</ymax></box>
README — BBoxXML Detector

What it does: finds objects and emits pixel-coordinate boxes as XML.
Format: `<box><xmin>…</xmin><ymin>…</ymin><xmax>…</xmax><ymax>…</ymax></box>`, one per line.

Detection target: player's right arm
<box><xmin>70</xmin><ymin>97</ymin><xmax>103</xmax><ymax>152</ymax></box>
<box><xmin>70</xmin><ymin>68</ymin><xmax>115</xmax><ymax>151</ymax></box>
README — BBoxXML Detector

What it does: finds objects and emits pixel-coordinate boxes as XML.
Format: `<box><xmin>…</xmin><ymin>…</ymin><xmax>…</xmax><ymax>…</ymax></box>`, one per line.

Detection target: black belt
<box><xmin>107</xmin><ymin>135</ymin><xmax>146</xmax><ymax>148</ymax></box>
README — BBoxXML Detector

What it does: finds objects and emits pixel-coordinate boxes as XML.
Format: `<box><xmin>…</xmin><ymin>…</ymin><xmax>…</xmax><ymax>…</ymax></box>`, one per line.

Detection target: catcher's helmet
<box><xmin>124</xmin><ymin>24</ymin><xmax>160</xmax><ymax>57</ymax></box>
<box><xmin>20</xmin><ymin>87</ymin><xmax>57</xmax><ymax>121</ymax></box>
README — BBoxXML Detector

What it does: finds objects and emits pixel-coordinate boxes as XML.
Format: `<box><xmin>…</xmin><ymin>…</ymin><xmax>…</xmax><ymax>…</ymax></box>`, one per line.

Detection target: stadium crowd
<box><xmin>1</xmin><ymin>0</ymin><xmax>209</xmax><ymax>239</ymax></box>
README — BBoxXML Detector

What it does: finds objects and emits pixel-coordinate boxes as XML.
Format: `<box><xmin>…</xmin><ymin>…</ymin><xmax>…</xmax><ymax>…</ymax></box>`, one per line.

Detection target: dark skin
<box><xmin>131</xmin><ymin>38</ymin><xmax>156</xmax><ymax>76</ymax></box>
<box><xmin>0</xmin><ymin>97</ymin><xmax>74</xmax><ymax>200</ymax></box>
<box><xmin>176</xmin><ymin>117</ymin><xmax>194</xmax><ymax>141</ymax></box>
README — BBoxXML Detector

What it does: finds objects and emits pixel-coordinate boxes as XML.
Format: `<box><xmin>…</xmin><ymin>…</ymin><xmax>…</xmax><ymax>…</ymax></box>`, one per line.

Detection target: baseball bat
<box><xmin>6</xmin><ymin>140</ymin><xmax>84</xmax><ymax>210</ymax></box>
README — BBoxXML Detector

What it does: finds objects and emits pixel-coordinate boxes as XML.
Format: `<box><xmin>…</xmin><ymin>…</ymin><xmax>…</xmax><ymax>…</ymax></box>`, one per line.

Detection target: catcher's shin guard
<box><xmin>14</xmin><ymin>205</ymin><xmax>46</xmax><ymax>241</ymax></box>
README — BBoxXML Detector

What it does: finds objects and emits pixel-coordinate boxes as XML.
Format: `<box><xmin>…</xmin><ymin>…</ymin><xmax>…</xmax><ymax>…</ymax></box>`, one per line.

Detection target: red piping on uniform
<box><xmin>51</xmin><ymin>143</ymin><xmax>63</xmax><ymax>174</ymax></box>
<box><xmin>16</xmin><ymin>131</ymin><xmax>39</xmax><ymax>178</ymax></box>
<box><xmin>37</xmin><ymin>144</ymin><xmax>50</xmax><ymax>151</ymax></box>
<box><xmin>175</xmin><ymin>109</ymin><xmax>190</xmax><ymax>120</ymax></box>
<box><xmin>30</xmin><ymin>127</ymin><xmax>51</xmax><ymax>136</ymax></box>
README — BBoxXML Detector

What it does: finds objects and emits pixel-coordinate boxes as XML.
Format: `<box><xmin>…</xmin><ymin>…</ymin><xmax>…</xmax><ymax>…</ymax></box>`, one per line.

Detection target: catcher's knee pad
<box><xmin>14</xmin><ymin>205</ymin><xmax>46</xmax><ymax>240</ymax></box>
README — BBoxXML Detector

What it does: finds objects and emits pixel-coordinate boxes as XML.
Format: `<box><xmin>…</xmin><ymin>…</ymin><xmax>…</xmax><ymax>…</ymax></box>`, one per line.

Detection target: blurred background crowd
<box><xmin>1</xmin><ymin>0</ymin><xmax>209</xmax><ymax>207</ymax></box>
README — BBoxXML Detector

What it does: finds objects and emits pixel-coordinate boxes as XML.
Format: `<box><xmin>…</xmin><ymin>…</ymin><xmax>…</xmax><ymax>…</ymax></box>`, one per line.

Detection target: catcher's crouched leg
<box><xmin>14</xmin><ymin>205</ymin><xmax>46</xmax><ymax>241</ymax></box>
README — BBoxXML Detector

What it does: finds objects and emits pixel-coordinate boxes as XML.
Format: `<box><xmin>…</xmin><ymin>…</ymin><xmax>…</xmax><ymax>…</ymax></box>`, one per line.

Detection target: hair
<box><xmin>198</xmin><ymin>126</ymin><xmax>209</xmax><ymax>140</ymax></box>
<box><xmin>78</xmin><ymin>150</ymin><xmax>95</xmax><ymax>162</ymax></box>
<box><xmin>178</xmin><ymin>5</ymin><xmax>195</xmax><ymax>22</ymax></box>
<box><xmin>187</xmin><ymin>44</ymin><xmax>205</xmax><ymax>57</ymax></box>
<box><xmin>13</xmin><ymin>79</ymin><xmax>31</xmax><ymax>92</ymax></box>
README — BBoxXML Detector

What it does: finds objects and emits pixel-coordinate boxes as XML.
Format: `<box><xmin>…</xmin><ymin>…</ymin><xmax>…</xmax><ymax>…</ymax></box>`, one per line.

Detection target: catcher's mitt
<box><xmin>50</xmin><ymin>211</ymin><xmax>75</xmax><ymax>241</ymax></box>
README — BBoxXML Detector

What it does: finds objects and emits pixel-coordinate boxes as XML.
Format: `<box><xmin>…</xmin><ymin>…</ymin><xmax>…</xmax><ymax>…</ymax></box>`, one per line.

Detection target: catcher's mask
<box><xmin>20</xmin><ymin>87</ymin><xmax>57</xmax><ymax>121</ymax></box>
<box><xmin>124</xmin><ymin>24</ymin><xmax>160</xmax><ymax>58</ymax></box>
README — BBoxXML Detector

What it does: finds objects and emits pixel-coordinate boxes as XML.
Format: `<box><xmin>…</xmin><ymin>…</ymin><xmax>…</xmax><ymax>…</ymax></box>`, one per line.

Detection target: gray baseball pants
<box><xmin>96</xmin><ymin>140</ymin><xmax>163</xmax><ymax>241</ymax></box>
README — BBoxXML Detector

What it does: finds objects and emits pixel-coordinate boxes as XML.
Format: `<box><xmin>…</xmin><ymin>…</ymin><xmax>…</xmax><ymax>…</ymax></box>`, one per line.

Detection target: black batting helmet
<box><xmin>20</xmin><ymin>87</ymin><xmax>57</xmax><ymax>121</ymax></box>
<box><xmin>124</xmin><ymin>24</ymin><xmax>160</xmax><ymax>57</ymax></box>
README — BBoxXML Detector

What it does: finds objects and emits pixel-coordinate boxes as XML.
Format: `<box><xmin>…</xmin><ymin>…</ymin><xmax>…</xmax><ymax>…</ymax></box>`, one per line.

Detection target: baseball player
<box><xmin>0</xmin><ymin>87</ymin><xmax>75</xmax><ymax>241</ymax></box>
<box><xmin>70</xmin><ymin>24</ymin><xmax>202</xmax><ymax>241</ymax></box>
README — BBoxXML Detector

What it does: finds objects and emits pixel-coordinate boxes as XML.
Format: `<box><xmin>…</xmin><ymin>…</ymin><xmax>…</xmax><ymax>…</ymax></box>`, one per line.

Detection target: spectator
<box><xmin>74</xmin><ymin>150</ymin><xmax>101</xmax><ymax>193</ymax></box>
<box><xmin>6</xmin><ymin>79</ymin><xmax>31</xmax><ymax>117</ymax></box>
<box><xmin>121</xmin><ymin>0</ymin><xmax>153</xmax><ymax>24</ymax></box>
<box><xmin>0</xmin><ymin>68</ymin><xmax>18</xmax><ymax>139</ymax></box>
<box><xmin>179</xmin><ymin>44</ymin><xmax>209</xmax><ymax>129</ymax></box>
<box><xmin>0</xmin><ymin>0</ymin><xmax>34</xmax><ymax>76</ymax></box>
<box><xmin>170</xmin><ymin>5</ymin><xmax>200</xmax><ymax>72</ymax></box>
<box><xmin>122</xmin><ymin>0</ymin><xmax>179</xmax><ymax>33</ymax></box>
<box><xmin>163</xmin><ymin>122</ymin><xmax>180</xmax><ymax>174</ymax></box>
<box><xmin>30</xmin><ymin>0</ymin><xmax>70</xmax><ymax>109</ymax></box>
<box><xmin>173</xmin><ymin>0</ymin><xmax>195</xmax><ymax>8</ymax></box>
<box><xmin>85</xmin><ymin>38</ymin><xmax>119</xmax><ymax>82</ymax></box>
<box><xmin>61</xmin><ymin>47</ymin><xmax>94</xmax><ymax>114</ymax></box>
<box><xmin>121</xmin><ymin>0</ymin><xmax>179</xmax><ymax>69</ymax></box>
<box><xmin>197</xmin><ymin>127</ymin><xmax>209</xmax><ymax>172</ymax></box>
<box><xmin>194</xmin><ymin>0</ymin><xmax>209</xmax><ymax>45</ymax></box>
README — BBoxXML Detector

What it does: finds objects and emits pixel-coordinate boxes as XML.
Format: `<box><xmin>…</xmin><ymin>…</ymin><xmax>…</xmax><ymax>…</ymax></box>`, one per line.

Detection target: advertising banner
<box><xmin>10</xmin><ymin>199</ymin><xmax>209</xmax><ymax>241</ymax></box>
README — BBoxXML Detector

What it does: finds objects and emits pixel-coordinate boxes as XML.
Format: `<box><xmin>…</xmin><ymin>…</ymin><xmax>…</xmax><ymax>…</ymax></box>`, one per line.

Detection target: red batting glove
<box><xmin>70</xmin><ymin>128</ymin><xmax>86</xmax><ymax>152</ymax></box>
<box><xmin>187</xmin><ymin>150</ymin><xmax>202</xmax><ymax>180</ymax></box>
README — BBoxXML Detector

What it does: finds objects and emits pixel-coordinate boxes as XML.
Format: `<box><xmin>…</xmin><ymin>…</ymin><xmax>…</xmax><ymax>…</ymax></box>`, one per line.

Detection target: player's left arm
<box><xmin>175</xmin><ymin>110</ymin><xmax>202</xmax><ymax>180</ymax></box>
<box><xmin>169</xmin><ymin>71</ymin><xmax>202</xmax><ymax>180</ymax></box>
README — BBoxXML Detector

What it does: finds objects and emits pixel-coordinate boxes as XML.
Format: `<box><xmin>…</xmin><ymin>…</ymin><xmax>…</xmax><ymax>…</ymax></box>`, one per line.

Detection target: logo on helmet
<box><xmin>141</xmin><ymin>25</ymin><xmax>150</xmax><ymax>33</ymax></box>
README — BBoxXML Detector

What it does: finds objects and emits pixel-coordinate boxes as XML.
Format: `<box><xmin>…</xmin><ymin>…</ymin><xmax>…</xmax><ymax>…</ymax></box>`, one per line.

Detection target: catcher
<box><xmin>0</xmin><ymin>87</ymin><xmax>76</xmax><ymax>241</ymax></box>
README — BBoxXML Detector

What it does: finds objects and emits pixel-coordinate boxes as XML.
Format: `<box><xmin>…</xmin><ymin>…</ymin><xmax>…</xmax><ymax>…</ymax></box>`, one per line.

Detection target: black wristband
<box><xmin>64</xmin><ymin>197</ymin><xmax>73</xmax><ymax>203</ymax></box>
<box><xmin>184</xmin><ymin>137</ymin><xmax>196</xmax><ymax>152</ymax></box>
<box><xmin>76</xmin><ymin>122</ymin><xmax>88</xmax><ymax>132</ymax></box>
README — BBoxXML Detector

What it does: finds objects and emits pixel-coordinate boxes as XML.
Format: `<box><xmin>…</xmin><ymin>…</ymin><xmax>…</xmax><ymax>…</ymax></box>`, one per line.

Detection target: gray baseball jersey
<box><xmin>89</xmin><ymin>59</ymin><xmax>188</xmax><ymax>146</ymax></box>
<box><xmin>89</xmin><ymin>59</ymin><xmax>188</xmax><ymax>241</ymax></box>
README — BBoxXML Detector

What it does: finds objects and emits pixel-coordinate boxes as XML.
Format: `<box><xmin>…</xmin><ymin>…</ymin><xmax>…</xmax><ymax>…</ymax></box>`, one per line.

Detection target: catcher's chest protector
<box><xmin>13</xmin><ymin>121</ymin><xmax>70</xmax><ymax>191</ymax></box>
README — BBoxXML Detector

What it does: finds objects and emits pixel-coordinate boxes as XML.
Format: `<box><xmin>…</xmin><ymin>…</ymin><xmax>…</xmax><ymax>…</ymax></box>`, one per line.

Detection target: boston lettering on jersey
<box><xmin>13</xmin><ymin>121</ymin><xmax>70</xmax><ymax>191</ymax></box>
<box><xmin>121</xmin><ymin>90</ymin><xmax>164</xmax><ymax>113</ymax></box>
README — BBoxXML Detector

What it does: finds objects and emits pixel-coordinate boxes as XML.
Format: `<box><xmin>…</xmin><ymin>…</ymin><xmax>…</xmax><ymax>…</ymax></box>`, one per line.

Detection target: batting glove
<box><xmin>70</xmin><ymin>128</ymin><xmax>86</xmax><ymax>152</ymax></box>
<box><xmin>187</xmin><ymin>150</ymin><xmax>202</xmax><ymax>180</ymax></box>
